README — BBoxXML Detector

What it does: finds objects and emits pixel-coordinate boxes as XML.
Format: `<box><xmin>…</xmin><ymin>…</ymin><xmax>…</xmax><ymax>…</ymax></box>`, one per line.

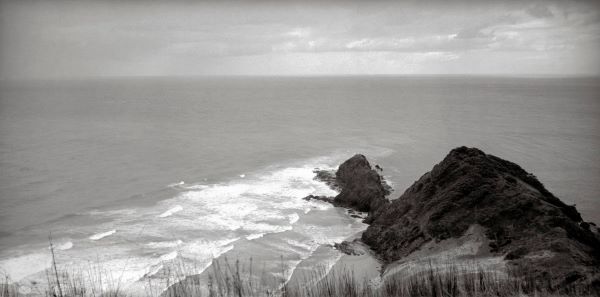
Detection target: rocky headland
<box><xmin>310</xmin><ymin>154</ymin><xmax>391</xmax><ymax>215</ymax></box>
<box><xmin>311</xmin><ymin>147</ymin><xmax>600</xmax><ymax>293</ymax></box>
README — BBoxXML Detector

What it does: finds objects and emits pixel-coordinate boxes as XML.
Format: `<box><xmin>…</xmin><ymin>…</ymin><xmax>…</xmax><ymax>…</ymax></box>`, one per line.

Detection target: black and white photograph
<box><xmin>0</xmin><ymin>1</ymin><xmax>599</xmax><ymax>296</ymax></box>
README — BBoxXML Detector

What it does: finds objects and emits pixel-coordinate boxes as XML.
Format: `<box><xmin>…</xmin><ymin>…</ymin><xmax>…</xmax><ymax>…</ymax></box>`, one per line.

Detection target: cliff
<box><xmin>333</xmin><ymin>154</ymin><xmax>389</xmax><ymax>213</ymax></box>
<box><xmin>331</xmin><ymin>147</ymin><xmax>599</xmax><ymax>291</ymax></box>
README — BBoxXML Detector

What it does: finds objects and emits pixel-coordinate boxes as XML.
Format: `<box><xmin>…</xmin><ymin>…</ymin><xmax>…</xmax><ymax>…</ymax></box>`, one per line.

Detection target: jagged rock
<box><xmin>313</xmin><ymin>169</ymin><xmax>341</xmax><ymax>191</ymax></box>
<box><xmin>360</xmin><ymin>146</ymin><xmax>600</xmax><ymax>291</ymax></box>
<box><xmin>333</xmin><ymin>154</ymin><xmax>389</xmax><ymax>213</ymax></box>
<box><xmin>302</xmin><ymin>194</ymin><xmax>334</xmax><ymax>203</ymax></box>
<box><xmin>347</xmin><ymin>209</ymin><xmax>367</xmax><ymax>219</ymax></box>
<box><xmin>380</xmin><ymin>175</ymin><xmax>393</xmax><ymax>197</ymax></box>
<box><xmin>334</xmin><ymin>239</ymin><xmax>368</xmax><ymax>256</ymax></box>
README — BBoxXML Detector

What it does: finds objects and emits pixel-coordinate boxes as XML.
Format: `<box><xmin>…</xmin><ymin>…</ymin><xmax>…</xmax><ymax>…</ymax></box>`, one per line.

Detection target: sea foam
<box><xmin>246</xmin><ymin>233</ymin><xmax>265</xmax><ymax>240</ymax></box>
<box><xmin>89</xmin><ymin>229</ymin><xmax>116</xmax><ymax>240</ymax></box>
<box><xmin>147</xmin><ymin>240</ymin><xmax>183</xmax><ymax>248</ymax></box>
<box><xmin>158</xmin><ymin>205</ymin><xmax>183</xmax><ymax>218</ymax></box>
<box><xmin>0</xmin><ymin>253</ymin><xmax>51</xmax><ymax>282</ymax></box>
<box><xmin>159</xmin><ymin>251</ymin><xmax>178</xmax><ymax>262</ymax></box>
<box><xmin>288</xmin><ymin>213</ymin><xmax>300</xmax><ymax>224</ymax></box>
<box><xmin>167</xmin><ymin>181</ymin><xmax>185</xmax><ymax>188</ymax></box>
<box><xmin>3</xmin><ymin>157</ymin><xmax>349</xmax><ymax>295</ymax></box>
<box><xmin>55</xmin><ymin>241</ymin><xmax>73</xmax><ymax>250</ymax></box>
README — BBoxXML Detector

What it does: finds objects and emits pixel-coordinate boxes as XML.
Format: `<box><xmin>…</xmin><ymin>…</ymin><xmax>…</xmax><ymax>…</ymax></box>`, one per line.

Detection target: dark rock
<box><xmin>313</xmin><ymin>169</ymin><xmax>341</xmax><ymax>191</ymax></box>
<box><xmin>581</xmin><ymin>221</ymin><xmax>591</xmax><ymax>230</ymax></box>
<box><xmin>505</xmin><ymin>247</ymin><xmax>528</xmax><ymax>260</ymax></box>
<box><xmin>302</xmin><ymin>195</ymin><xmax>334</xmax><ymax>203</ymax></box>
<box><xmin>380</xmin><ymin>175</ymin><xmax>393</xmax><ymax>197</ymax></box>
<box><xmin>359</xmin><ymin>146</ymin><xmax>600</xmax><ymax>291</ymax></box>
<box><xmin>334</xmin><ymin>239</ymin><xmax>367</xmax><ymax>256</ymax></box>
<box><xmin>333</xmin><ymin>154</ymin><xmax>390</xmax><ymax>214</ymax></box>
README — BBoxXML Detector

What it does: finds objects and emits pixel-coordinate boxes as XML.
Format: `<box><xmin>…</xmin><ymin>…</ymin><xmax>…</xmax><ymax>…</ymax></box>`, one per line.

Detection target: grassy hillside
<box><xmin>1</xmin><ymin>255</ymin><xmax>596</xmax><ymax>297</ymax></box>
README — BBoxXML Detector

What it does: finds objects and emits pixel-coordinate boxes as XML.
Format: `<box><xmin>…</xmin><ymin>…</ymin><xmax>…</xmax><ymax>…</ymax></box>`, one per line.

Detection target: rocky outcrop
<box><xmin>310</xmin><ymin>155</ymin><xmax>390</xmax><ymax>215</ymax></box>
<box><xmin>312</xmin><ymin>169</ymin><xmax>341</xmax><ymax>191</ymax></box>
<box><xmin>333</xmin><ymin>154</ymin><xmax>389</xmax><ymax>214</ymax></box>
<box><xmin>302</xmin><ymin>194</ymin><xmax>334</xmax><ymax>204</ymax></box>
<box><xmin>358</xmin><ymin>147</ymin><xmax>599</xmax><ymax>291</ymax></box>
<box><xmin>334</xmin><ymin>239</ymin><xmax>368</xmax><ymax>256</ymax></box>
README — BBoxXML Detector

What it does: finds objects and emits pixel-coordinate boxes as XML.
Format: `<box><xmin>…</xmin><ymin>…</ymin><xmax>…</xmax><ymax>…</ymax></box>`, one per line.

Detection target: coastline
<box><xmin>287</xmin><ymin>228</ymin><xmax>383</xmax><ymax>291</ymax></box>
<box><xmin>325</xmin><ymin>232</ymin><xmax>382</xmax><ymax>286</ymax></box>
<box><xmin>2</xmin><ymin>148</ymin><xmax>599</xmax><ymax>296</ymax></box>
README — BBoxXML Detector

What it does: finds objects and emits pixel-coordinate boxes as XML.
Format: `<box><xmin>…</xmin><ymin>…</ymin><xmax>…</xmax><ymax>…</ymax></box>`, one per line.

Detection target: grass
<box><xmin>0</xmin><ymin>244</ymin><xmax>596</xmax><ymax>297</ymax></box>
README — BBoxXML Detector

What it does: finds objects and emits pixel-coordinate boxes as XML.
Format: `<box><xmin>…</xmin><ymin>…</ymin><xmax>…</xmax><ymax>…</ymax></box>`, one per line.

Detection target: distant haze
<box><xmin>1</xmin><ymin>0</ymin><xmax>599</xmax><ymax>79</ymax></box>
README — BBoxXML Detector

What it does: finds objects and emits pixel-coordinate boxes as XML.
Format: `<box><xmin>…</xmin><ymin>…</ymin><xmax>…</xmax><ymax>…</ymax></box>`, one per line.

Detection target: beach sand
<box><xmin>287</xmin><ymin>230</ymin><xmax>382</xmax><ymax>290</ymax></box>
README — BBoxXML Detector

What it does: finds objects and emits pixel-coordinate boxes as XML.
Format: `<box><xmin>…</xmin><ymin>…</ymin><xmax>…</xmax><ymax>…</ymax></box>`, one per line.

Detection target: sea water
<box><xmin>0</xmin><ymin>76</ymin><xmax>598</xmax><ymax>294</ymax></box>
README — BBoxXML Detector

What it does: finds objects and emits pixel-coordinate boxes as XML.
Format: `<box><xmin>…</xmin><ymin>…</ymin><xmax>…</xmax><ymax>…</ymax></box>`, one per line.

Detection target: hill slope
<box><xmin>332</xmin><ymin>147</ymin><xmax>599</xmax><ymax>291</ymax></box>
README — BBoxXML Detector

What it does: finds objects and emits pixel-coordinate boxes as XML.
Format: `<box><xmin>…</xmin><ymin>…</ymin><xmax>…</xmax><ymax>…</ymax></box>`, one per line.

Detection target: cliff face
<box><xmin>336</xmin><ymin>147</ymin><xmax>599</xmax><ymax>290</ymax></box>
<box><xmin>333</xmin><ymin>154</ymin><xmax>389</xmax><ymax>213</ymax></box>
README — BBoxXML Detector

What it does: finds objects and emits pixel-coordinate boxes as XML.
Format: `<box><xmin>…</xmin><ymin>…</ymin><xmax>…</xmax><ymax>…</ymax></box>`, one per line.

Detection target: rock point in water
<box><xmin>329</xmin><ymin>147</ymin><xmax>599</xmax><ymax>291</ymax></box>
<box><xmin>333</xmin><ymin>154</ymin><xmax>389</xmax><ymax>214</ymax></box>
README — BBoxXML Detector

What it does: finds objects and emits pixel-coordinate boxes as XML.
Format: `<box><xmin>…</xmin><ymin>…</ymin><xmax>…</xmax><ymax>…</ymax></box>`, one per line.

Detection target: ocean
<box><xmin>1</xmin><ymin>76</ymin><xmax>599</xmax><ymax>294</ymax></box>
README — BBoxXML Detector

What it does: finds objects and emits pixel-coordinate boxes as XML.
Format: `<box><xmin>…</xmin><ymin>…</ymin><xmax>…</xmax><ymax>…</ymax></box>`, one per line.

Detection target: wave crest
<box><xmin>158</xmin><ymin>205</ymin><xmax>183</xmax><ymax>218</ymax></box>
<box><xmin>89</xmin><ymin>229</ymin><xmax>116</xmax><ymax>241</ymax></box>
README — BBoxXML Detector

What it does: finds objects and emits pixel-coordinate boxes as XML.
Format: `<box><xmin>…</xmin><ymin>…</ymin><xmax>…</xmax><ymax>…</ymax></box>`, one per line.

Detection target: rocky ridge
<box><xmin>313</xmin><ymin>147</ymin><xmax>600</xmax><ymax>292</ymax></box>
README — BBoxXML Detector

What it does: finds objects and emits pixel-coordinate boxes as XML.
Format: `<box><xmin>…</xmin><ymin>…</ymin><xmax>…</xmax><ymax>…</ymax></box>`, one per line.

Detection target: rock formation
<box><xmin>328</xmin><ymin>147</ymin><xmax>600</xmax><ymax>292</ymax></box>
<box><xmin>310</xmin><ymin>155</ymin><xmax>390</xmax><ymax>215</ymax></box>
<box><xmin>332</xmin><ymin>154</ymin><xmax>389</xmax><ymax>213</ymax></box>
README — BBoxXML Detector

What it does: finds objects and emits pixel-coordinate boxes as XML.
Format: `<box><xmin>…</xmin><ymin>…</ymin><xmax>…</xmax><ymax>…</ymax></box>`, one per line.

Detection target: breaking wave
<box><xmin>158</xmin><ymin>205</ymin><xmax>183</xmax><ymax>218</ymax></box>
<box><xmin>0</xmin><ymin>154</ymin><xmax>367</xmax><ymax>295</ymax></box>
<box><xmin>89</xmin><ymin>229</ymin><xmax>116</xmax><ymax>241</ymax></box>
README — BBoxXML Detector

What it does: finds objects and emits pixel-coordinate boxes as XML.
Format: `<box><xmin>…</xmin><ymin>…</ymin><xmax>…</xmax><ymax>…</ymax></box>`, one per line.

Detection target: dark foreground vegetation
<box><xmin>1</xmin><ymin>255</ymin><xmax>597</xmax><ymax>297</ymax></box>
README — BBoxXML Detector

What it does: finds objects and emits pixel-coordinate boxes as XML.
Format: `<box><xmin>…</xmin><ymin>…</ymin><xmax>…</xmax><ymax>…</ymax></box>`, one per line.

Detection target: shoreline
<box><xmin>325</xmin><ymin>231</ymin><xmax>382</xmax><ymax>286</ymax></box>
<box><xmin>287</xmin><ymin>227</ymin><xmax>383</xmax><ymax>291</ymax></box>
<box><xmin>2</xmin><ymin>148</ymin><xmax>599</xmax><ymax>296</ymax></box>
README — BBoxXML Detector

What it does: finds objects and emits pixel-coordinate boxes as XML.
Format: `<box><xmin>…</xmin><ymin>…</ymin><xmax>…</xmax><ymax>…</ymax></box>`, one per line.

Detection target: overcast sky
<box><xmin>1</xmin><ymin>0</ymin><xmax>599</xmax><ymax>79</ymax></box>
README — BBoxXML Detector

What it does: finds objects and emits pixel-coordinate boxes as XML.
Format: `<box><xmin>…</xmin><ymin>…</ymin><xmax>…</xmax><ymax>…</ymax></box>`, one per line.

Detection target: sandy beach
<box><xmin>288</xmin><ymin>229</ymin><xmax>383</xmax><ymax>291</ymax></box>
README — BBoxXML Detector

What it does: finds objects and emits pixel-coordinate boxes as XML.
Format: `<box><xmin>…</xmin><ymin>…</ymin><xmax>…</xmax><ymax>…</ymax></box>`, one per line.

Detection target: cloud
<box><xmin>284</xmin><ymin>27</ymin><xmax>312</xmax><ymax>38</ymax></box>
<box><xmin>1</xmin><ymin>0</ymin><xmax>599</xmax><ymax>78</ymax></box>
<box><xmin>340</xmin><ymin>35</ymin><xmax>478</xmax><ymax>52</ymax></box>
<box><xmin>526</xmin><ymin>4</ymin><xmax>554</xmax><ymax>19</ymax></box>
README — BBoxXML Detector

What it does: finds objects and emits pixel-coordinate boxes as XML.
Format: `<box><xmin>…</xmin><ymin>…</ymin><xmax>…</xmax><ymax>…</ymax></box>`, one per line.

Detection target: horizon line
<box><xmin>2</xmin><ymin>73</ymin><xmax>600</xmax><ymax>82</ymax></box>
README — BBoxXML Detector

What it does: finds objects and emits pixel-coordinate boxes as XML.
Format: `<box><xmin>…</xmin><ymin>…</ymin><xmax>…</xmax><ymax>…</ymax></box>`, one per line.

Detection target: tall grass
<box><xmin>1</xmin><ymin>245</ymin><xmax>596</xmax><ymax>297</ymax></box>
<box><xmin>283</xmin><ymin>263</ymin><xmax>597</xmax><ymax>297</ymax></box>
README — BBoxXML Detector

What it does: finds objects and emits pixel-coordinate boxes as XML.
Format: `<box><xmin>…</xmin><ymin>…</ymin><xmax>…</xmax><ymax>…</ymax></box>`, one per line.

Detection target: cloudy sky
<box><xmin>1</xmin><ymin>0</ymin><xmax>599</xmax><ymax>79</ymax></box>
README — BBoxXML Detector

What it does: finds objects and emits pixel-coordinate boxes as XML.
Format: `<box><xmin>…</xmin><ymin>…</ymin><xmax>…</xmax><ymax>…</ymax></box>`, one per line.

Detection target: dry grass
<box><xmin>0</xmin><ymin>244</ymin><xmax>596</xmax><ymax>297</ymax></box>
<box><xmin>283</xmin><ymin>262</ymin><xmax>597</xmax><ymax>297</ymax></box>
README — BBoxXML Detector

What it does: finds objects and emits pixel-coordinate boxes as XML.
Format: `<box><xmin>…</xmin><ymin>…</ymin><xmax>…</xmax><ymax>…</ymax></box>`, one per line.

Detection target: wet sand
<box><xmin>288</xmin><ymin>230</ymin><xmax>382</xmax><ymax>290</ymax></box>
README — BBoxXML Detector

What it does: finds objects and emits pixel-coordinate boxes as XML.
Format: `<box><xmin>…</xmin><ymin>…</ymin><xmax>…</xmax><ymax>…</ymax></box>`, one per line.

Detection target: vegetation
<box><xmin>1</xmin><ymin>248</ymin><xmax>596</xmax><ymax>297</ymax></box>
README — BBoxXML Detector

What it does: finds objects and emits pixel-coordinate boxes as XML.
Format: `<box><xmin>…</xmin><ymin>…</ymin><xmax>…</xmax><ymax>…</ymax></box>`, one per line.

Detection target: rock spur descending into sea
<box><xmin>325</xmin><ymin>147</ymin><xmax>599</xmax><ymax>292</ymax></box>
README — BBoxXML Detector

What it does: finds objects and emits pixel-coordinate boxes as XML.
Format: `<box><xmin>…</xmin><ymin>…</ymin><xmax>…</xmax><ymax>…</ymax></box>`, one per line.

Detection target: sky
<box><xmin>1</xmin><ymin>0</ymin><xmax>599</xmax><ymax>79</ymax></box>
